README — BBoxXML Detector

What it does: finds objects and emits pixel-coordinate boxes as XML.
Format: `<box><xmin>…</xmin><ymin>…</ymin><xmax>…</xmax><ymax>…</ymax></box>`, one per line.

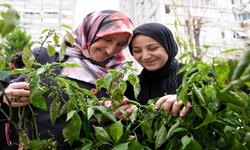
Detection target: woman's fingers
<box><xmin>114</xmin><ymin>104</ymin><xmax>137</xmax><ymax>120</ymax></box>
<box><xmin>179</xmin><ymin>102</ymin><xmax>192</xmax><ymax>117</ymax></box>
<box><xmin>171</xmin><ymin>100</ymin><xmax>184</xmax><ymax>116</ymax></box>
<box><xmin>3</xmin><ymin>82</ymin><xmax>31</xmax><ymax>107</ymax></box>
<box><xmin>163</xmin><ymin>95</ymin><xmax>177</xmax><ymax>114</ymax></box>
<box><xmin>8</xmin><ymin>82</ymin><xmax>30</xmax><ymax>90</ymax></box>
<box><xmin>155</xmin><ymin>95</ymin><xmax>173</xmax><ymax>109</ymax></box>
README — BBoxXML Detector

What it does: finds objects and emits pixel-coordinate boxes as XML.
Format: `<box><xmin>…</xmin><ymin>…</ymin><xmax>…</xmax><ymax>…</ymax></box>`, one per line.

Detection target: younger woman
<box><xmin>125</xmin><ymin>23</ymin><xmax>192</xmax><ymax>117</ymax></box>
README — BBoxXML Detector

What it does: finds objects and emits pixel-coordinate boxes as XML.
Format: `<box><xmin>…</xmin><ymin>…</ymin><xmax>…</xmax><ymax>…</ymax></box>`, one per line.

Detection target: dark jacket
<box><xmin>5</xmin><ymin>47</ymin><xmax>108</xmax><ymax>149</ymax></box>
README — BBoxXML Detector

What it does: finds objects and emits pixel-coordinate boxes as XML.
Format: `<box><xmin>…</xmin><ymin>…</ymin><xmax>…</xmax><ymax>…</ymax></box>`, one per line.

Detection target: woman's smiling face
<box><xmin>131</xmin><ymin>34</ymin><xmax>169</xmax><ymax>71</ymax></box>
<box><xmin>89</xmin><ymin>33</ymin><xmax>130</xmax><ymax>62</ymax></box>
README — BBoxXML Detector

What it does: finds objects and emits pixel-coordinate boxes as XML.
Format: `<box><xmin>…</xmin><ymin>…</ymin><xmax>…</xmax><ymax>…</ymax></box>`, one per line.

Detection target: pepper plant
<box><xmin>1</xmin><ymin>4</ymin><xmax>250</xmax><ymax>150</ymax></box>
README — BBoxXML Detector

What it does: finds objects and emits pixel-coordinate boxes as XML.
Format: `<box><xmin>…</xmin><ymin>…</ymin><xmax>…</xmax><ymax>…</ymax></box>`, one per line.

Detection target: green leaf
<box><xmin>53</xmin><ymin>33</ymin><xmax>59</xmax><ymax>46</ymax></box>
<box><xmin>41</xmin><ymin>29</ymin><xmax>49</xmax><ymax>34</ymax></box>
<box><xmin>61</xmin><ymin>24</ymin><xmax>72</xmax><ymax>30</ymax></box>
<box><xmin>47</xmin><ymin>43</ymin><xmax>56</xmax><ymax>57</ymax></box>
<box><xmin>58</xmin><ymin>62</ymin><xmax>82</xmax><ymax>68</ymax></box>
<box><xmin>119</xmin><ymin>79</ymin><xmax>127</xmax><ymax>94</ymax></box>
<box><xmin>221</xmin><ymin>48</ymin><xmax>242</xmax><ymax>54</ymax></box>
<box><xmin>95</xmin><ymin>106</ymin><xmax>117</xmax><ymax>122</ymax></box>
<box><xmin>28</xmin><ymin>140</ymin><xmax>47</xmax><ymax>149</ymax></box>
<box><xmin>111</xmin><ymin>88</ymin><xmax>123</xmax><ymax>110</ymax></box>
<box><xmin>129</xmin><ymin>111</ymin><xmax>137</xmax><ymax>124</ymax></box>
<box><xmin>214</xmin><ymin>63</ymin><xmax>230</xmax><ymax>84</ymax></box>
<box><xmin>1</xmin><ymin>5</ymin><xmax>20</xmax><ymax>37</ymax></box>
<box><xmin>193</xmin><ymin>84</ymin><xmax>206</xmax><ymax>106</ymax></box>
<box><xmin>193</xmin><ymin>103</ymin><xmax>203</xmax><ymax>119</ymax></box>
<box><xmin>0</xmin><ymin>49</ymin><xmax>6</xmax><ymax>70</ymax></box>
<box><xmin>50</xmin><ymin>97</ymin><xmax>60</xmax><ymax>125</ymax></box>
<box><xmin>141</xmin><ymin>121</ymin><xmax>153</xmax><ymax>142</ymax></box>
<box><xmin>66</xmin><ymin>31</ymin><xmax>74</xmax><ymax>46</ymax></box>
<box><xmin>63</xmin><ymin>113</ymin><xmax>82</xmax><ymax>141</ymax></box>
<box><xmin>96</xmin><ymin>78</ymin><xmax>105</xmax><ymax>91</ymax></box>
<box><xmin>128</xmin><ymin>74</ymin><xmax>140</xmax><ymax>100</ymax></box>
<box><xmin>231</xmin><ymin>142</ymin><xmax>248</xmax><ymax>150</ymax></box>
<box><xmin>29</xmin><ymin>75</ymin><xmax>47</xmax><ymax>111</ymax></box>
<box><xmin>217</xmin><ymin>89</ymin><xmax>246</xmax><ymax>107</ymax></box>
<box><xmin>128</xmin><ymin>138</ymin><xmax>143</xmax><ymax>150</ymax></box>
<box><xmin>59</xmin><ymin>42</ymin><xmax>66</xmax><ymax>61</ymax></box>
<box><xmin>120</xmin><ymin>109</ymin><xmax>127</xmax><ymax>115</ymax></box>
<box><xmin>197</xmin><ymin>108</ymin><xmax>216</xmax><ymax>129</ymax></box>
<box><xmin>232</xmin><ymin>49</ymin><xmax>250</xmax><ymax>80</ymax></box>
<box><xmin>166</xmin><ymin>118</ymin><xmax>181</xmax><ymax>140</ymax></box>
<box><xmin>110</xmin><ymin>121</ymin><xmax>123</xmax><ymax>143</ymax></box>
<box><xmin>245</xmin><ymin>134</ymin><xmax>250</xmax><ymax>149</ymax></box>
<box><xmin>178</xmin><ymin>51</ymin><xmax>193</xmax><ymax>60</ymax></box>
<box><xmin>182</xmin><ymin>137</ymin><xmax>202</xmax><ymax>150</ymax></box>
<box><xmin>105</xmin><ymin>72</ymin><xmax>113</xmax><ymax>93</ymax></box>
<box><xmin>181</xmin><ymin>135</ymin><xmax>191</xmax><ymax>149</ymax></box>
<box><xmin>22</xmin><ymin>46</ymin><xmax>35</xmax><ymax>68</ymax></box>
<box><xmin>36</xmin><ymin>66</ymin><xmax>46</xmax><ymax>75</ymax></box>
<box><xmin>155</xmin><ymin>123</ymin><xmax>168</xmax><ymax>149</ymax></box>
<box><xmin>66</xmin><ymin>110</ymin><xmax>77</xmax><ymax>121</ymax></box>
<box><xmin>112</xmin><ymin>142</ymin><xmax>129</xmax><ymax>150</ymax></box>
<box><xmin>93</xmin><ymin>126</ymin><xmax>112</xmax><ymax>142</ymax></box>
<box><xmin>87</xmin><ymin>108</ymin><xmax>94</xmax><ymax>120</ymax></box>
<box><xmin>223</xmin><ymin>126</ymin><xmax>235</xmax><ymax>133</ymax></box>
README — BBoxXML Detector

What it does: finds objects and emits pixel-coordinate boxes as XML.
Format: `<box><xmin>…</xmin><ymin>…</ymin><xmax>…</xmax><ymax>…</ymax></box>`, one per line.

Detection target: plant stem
<box><xmin>28</xmin><ymin>105</ymin><xmax>40</xmax><ymax>140</ymax></box>
<box><xmin>0</xmin><ymin>83</ymin><xmax>13</xmax><ymax>118</ymax></box>
<box><xmin>83</xmin><ymin>111</ymin><xmax>90</xmax><ymax>139</ymax></box>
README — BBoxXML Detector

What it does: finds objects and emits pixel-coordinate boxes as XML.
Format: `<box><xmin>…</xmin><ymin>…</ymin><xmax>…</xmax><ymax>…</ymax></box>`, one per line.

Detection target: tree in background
<box><xmin>173</xmin><ymin>0</ymin><xmax>226</xmax><ymax>61</ymax></box>
<box><xmin>0</xmin><ymin>26</ymin><xmax>31</xmax><ymax>70</ymax></box>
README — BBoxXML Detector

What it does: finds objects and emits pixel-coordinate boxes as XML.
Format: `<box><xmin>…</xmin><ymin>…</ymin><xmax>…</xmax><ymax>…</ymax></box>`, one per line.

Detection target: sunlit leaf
<box><xmin>47</xmin><ymin>43</ymin><xmax>56</xmax><ymax>57</ymax></box>
<box><xmin>66</xmin><ymin>31</ymin><xmax>74</xmax><ymax>46</ymax></box>
<box><xmin>22</xmin><ymin>46</ymin><xmax>35</xmax><ymax>68</ymax></box>
<box><xmin>53</xmin><ymin>33</ymin><xmax>59</xmax><ymax>46</ymax></box>
<box><xmin>61</xmin><ymin>24</ymin><xmax>72</xmax><ymax>30</ymax></box>
<box><xmin>59</xmin><ymin>41</ymin><xmax>66</xmax><ymax>61</ymax></box>
<box><xmin>1</xmin><ymin>5</ymin><xmax>20</xmax><ymax>37</ymax></box>
<box><xmin>0</xmin><ymin>49</ymin><xmax>6</xmax><ymax>70</ymax></box>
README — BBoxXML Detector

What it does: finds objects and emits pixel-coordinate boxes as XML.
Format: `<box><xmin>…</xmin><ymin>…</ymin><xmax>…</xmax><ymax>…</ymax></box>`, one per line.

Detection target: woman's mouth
<box><xmin>98</xmin><ymin>48</ymin><xmax>106</xmax><ymax>54</ymax></box>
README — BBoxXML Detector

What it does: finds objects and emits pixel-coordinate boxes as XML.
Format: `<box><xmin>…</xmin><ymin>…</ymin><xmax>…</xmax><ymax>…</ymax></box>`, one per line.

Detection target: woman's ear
<box><xmin>9</xmin><ymin>63</ymin><xmax>15</xmax><ymax>71</ymax></box>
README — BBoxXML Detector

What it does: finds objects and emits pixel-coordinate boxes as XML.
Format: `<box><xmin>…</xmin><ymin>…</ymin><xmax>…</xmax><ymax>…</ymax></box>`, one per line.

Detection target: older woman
<box><xmin>2</xmin><ymin>10</ymin><xmax>136</xmax><ymax>149</ymax></box>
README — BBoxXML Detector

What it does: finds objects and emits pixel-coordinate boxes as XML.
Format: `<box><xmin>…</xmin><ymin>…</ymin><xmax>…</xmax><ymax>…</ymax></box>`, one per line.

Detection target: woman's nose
<box><xmin>106</xmin><ymin>44</ymin><xmax>116</xmax><ymax>56</ymax></box>
<box><xmin>142</xmin><ymin>51</ymin><xmax>151</xmax><ymax>59</ymax></box>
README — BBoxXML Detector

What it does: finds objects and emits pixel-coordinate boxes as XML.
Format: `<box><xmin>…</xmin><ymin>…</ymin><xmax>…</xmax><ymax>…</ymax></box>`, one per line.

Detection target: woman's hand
<box><xmin>3</xmin><ymin>82</ymin><xmax>30</xmax><ymax>107</ymax></box>
<box><xmin>154</xmin><ymin>94</ymin><xmax>192</xmax><ymax>117</ymax></box>
<box><xmin>112</xmin><ymin>96</ymin><xmax>138</xmax><ymax>120</ymax></box>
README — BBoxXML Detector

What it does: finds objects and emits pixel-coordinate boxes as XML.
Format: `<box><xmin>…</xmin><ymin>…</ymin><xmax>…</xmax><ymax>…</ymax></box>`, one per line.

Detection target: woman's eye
<box><xmin>133</xmin><ymin>49</ymin><xmax>141</xmax><ymax>53</ymax></box>
<box><xmin>149</xmin><ymin>47</ymin><xmax>157</xmax><ymax>50</ymax></box>
<box><xmin>117</xmin><ymin>43</ymin><xmax>125</xmax><ymax>47</ymax></box>
<box><xmin>104</xmin><ymin>38</ymin><xmax>112</xmax><ymax>42</ymax></box>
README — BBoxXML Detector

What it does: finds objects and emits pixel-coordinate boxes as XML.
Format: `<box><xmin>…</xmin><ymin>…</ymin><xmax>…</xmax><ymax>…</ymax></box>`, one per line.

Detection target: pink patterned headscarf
<box><xmin>60</xmin><ymin>10</ymin><xmax>133</xmax><ymax>84</ymax></box>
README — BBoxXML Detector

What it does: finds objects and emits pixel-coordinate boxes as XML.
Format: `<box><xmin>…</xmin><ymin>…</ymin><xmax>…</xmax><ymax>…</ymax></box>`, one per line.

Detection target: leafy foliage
<box><xmin>0</xmin><ymin>26</ymin><xmax>32</xmax><ymax>70</ymax></box>
<box><xmin>1</xmin><ymin>4</ymin><xmax>250</xmax><ymax>150</ymax></box>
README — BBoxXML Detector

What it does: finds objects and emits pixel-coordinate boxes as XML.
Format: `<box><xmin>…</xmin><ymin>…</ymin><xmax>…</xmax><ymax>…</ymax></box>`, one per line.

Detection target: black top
<box><xmin>6</xmin><ymin>47</ymin><xmax>108</xmax><ymax>149</ymax></box>
<box><xmin>127</xmin><ymin>23</ymin><xmax>179</xmax><ymax>105</ymax></box>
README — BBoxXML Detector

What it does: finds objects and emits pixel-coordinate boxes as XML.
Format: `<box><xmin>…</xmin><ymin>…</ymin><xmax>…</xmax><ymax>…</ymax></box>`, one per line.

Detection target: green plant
<box><xmin>0</xmin><ymin>26</ymin><xmax>32</xmax><ymax>70</ymax></box>
<box><xmin>1</xmin><ymin>4</ymin><xmax>250</xmax><ymax>150</ymax></box>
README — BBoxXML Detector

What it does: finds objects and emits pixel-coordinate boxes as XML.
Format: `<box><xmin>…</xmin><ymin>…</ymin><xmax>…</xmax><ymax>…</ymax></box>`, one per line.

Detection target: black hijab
<box><xmin>128</xmin><ymin>23</ymin><xmax>179</xmax><ymax>105</ymax></box>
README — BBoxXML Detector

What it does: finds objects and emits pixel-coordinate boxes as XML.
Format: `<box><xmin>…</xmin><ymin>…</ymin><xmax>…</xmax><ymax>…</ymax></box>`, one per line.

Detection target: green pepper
<box><xmin>127</xmin><ymin>100</ymin><xmax>141</xmax><ymax>107</ymax></box>
<box><xmin>122</xmin><ymin>123</ymin><xmax>131</xmax><ymax>141</ymax></box>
